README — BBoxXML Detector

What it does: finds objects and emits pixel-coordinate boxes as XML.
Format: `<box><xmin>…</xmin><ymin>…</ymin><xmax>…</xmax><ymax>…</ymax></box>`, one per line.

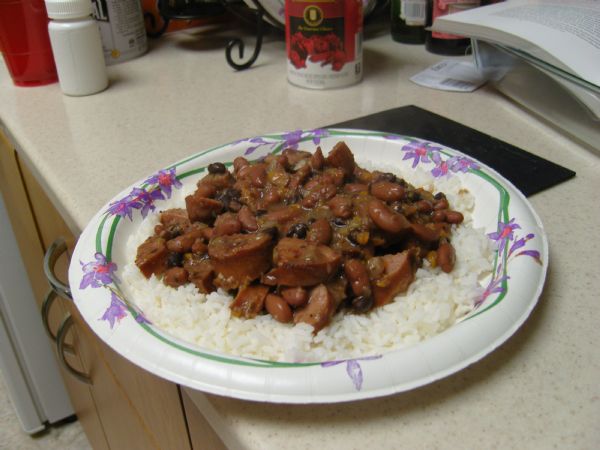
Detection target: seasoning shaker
<box><xmin>45</xmin><ymin>0</ymin><xmax>108</xmax><ymax>96</ymax></box>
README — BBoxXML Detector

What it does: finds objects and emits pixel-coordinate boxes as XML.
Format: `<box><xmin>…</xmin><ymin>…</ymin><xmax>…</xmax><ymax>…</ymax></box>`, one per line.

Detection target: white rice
<box><xmin>120</xmin><ymin>164</ymin><xmax>493</xmax><ymax>362</ymax></box>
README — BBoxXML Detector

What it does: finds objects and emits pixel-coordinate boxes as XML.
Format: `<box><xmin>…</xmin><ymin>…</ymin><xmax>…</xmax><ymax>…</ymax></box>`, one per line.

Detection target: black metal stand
<box><xmin>144</xmin><ymin>0</ymin><xmax>389</xmax><ymax>72</ymax></box>
<box><xmin>225</xmin><ymin>8</ymin><xmax>265</xmax><ymax>70</ymax></box>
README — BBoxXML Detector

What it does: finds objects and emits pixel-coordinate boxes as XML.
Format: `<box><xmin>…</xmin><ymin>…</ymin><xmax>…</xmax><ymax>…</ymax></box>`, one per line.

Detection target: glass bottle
<box><xmin>391</xmin><ymin>0</ymin><xmax>427</xmax><ymax>44</ymax></box>
<box><xmin>425</xmin><ymin>0</ymin><xmax>480</xmax><ymax>55</ymax></box>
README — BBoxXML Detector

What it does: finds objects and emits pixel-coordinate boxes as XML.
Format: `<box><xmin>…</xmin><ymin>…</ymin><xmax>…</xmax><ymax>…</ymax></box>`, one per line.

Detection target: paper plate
<box><xmin>69</xmin><ymin>129</ymin><xmax>548</xmax><ymax>403</ymax></box>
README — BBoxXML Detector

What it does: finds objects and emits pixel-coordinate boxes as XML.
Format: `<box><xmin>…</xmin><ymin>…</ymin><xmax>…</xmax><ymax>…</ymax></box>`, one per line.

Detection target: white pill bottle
<box><xmin>45</xmin><ymin>0</ymin><xmax>108</xmax><ymax>96</ymax></box>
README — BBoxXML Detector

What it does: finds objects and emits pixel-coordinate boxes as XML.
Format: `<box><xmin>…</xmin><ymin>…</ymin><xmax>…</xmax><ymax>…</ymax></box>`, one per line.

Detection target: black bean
<box><xmin>434</xmin><ymin>192</ymin><xmax>446</xmax><ymax>200</ymax></box>
<box><xmin>286</xmin><ymin>223</ymin><xmax>308</xmax><ymax>239</ymax></box>
<box><xmin>333</xmin><ymin>217</ymin><xmax>346</xmax><ymax>227</ymax></box>
<box><xmin>262</xmin><ymin>226</ymin><xmax>279</xmax><ymax>239</ymax></box>
<box><xmin>167</xmin><ymin>252</ymin><xmax>183</xmax><ymax>267</ymax></box>
<box><xmin>207</xmin><ymin>162</ymin><xmax>227</xmax><ymax>174</ymax></box>
<box><xmin>377</xmin><ymin>172</ymin><xmax>397</xmax><ymax>183</ymax></box>
<box><xmin>407</xmin><ymin>191</ymin><xmax>421</xmax><ymax>202</ymax></box>
<box><xmin>351</xmin><ymin>295</ymin><xmax>373</xmax><ymax>313</ymax></box>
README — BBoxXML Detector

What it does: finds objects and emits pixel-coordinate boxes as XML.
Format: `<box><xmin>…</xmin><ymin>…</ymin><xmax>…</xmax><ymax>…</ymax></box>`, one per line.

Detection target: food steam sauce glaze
<box><xmin>285</xmin><ymin>0</ymin><xmax>363</xmax><ymax>89</ymax></box>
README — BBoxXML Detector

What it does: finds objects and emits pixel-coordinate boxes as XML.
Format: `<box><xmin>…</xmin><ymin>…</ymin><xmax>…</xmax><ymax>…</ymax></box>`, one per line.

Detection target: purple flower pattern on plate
<box><xmin>321</xmin><ymin>355</ymin><xmax>382</xmax><ymax>391</ymax></box>
<box><xmin>242</xmin><ymin>129</ymin><xmax>330</xmax><ymax>156</ymax></box>
<box><xmin>100</xmin><ymin>291</ymin><xmax>128</xmax><ymax>329</ymax></box>
<box><xmin>80</xmin><ymin>253</ymin><xmax>118</xmax><ymax>289</ymax></box>
<box><xmin>398</xmin><ymin>138</ymin><xmax>481</xmax><ymax>179</ymax></box>
<box><xmin>144</xmin><ymin>168</ymin><xmax>182</xmax><ymax>199</ymax></box>
<box><xmin>107</xmin><ymin>168</ymin><xmax>182</xmax><ymax>220</ymax></box>
<box><xmin>477</xmin><ymin>218</ymin><xmax>542</xmax><ymax>308</ymax></box>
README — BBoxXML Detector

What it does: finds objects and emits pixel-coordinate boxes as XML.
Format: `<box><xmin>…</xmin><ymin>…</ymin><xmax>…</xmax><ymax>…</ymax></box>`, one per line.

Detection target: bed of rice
<box><xmin>120</xmin><ymin>162</ymin><xmax>494</xmax><ymax>362</ymax></box>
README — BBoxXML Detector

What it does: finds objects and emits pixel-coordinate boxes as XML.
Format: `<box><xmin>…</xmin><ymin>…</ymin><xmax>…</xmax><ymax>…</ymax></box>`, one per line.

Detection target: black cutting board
<box><xmin>328</xmin><ymin>105</ymin><xmax>575</xmax><ymax>197</ymax></box>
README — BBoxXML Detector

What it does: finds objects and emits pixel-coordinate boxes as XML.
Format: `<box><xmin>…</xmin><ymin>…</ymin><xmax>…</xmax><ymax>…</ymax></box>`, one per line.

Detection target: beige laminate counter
<box><xmin>1</xmin><ymin>20</ymin><xmax>599</xmax><ymax>450</ymax></box>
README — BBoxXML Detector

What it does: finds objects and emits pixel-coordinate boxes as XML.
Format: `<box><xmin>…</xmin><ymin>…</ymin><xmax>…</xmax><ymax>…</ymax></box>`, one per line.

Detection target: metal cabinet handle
<box><xmin>56</xmin><ymin>315</ymin><xmax>92</xmax><ymax>385</ymax></box>
<box><xmin>41</xmin><ymin>290</ymin><xmax>75</xmax><ymax>354</ymax></box>
<box><xmin>43</xmin><ymin>238</ymin><xmax>72</xmax><ymax>300</ymax></box>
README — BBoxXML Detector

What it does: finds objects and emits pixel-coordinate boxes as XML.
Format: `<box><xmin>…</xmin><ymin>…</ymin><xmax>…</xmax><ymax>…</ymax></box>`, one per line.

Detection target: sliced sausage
<box><xmin>325</xmin><ymin>141</ymin><xmax>355</xmax><ymax>178</ymax></box>
<box><xmin>135</xmin><ymin>236</ymin><xmax>169</xmax><ymax>278</ymax></box>
<box><xmin>159</xmin><ymin>208</ymin><xmax>191</xmax><ymax>230</ymax></box>
<box><xmin>212</xmin><ymin>212</ymin><xmax>242</xmax><ymax>237</ymax></box>
<box><xmin>230</xmin><ymin>285</ymin><xmax>270</xmax><ymax>319</ymax></box>
<box><xmin>309</xmin><ymin>146</ymin><xmax>325</xmax><ymax>170</ymax></box>
<box><xmin>185</xmin><ymin>193</ymin><xmax>223</xmax><ymax>223</ymax></box>
<box><xmin>208</xmin><ymin>232</ymin><xmax>274</xmax><ymax>288</ymax></box>
<box><xmin>166</xmin><ymin>226</ymin><xmax>206</xmax><ymax>253</ymax></box>
<box><xmin>238</xmin><ymin>205</ymin><xmax>258</xmax><ymax>232</ymax></box>
<box><xmin>283</xmin><ymin>148</ymin><xmax>311</xmax><ymax>168</ymax></box>
<box><xmin>262</xmin><ymin>238</ymin><xmax>341</xmax><ymax>286</ymax></box>
<box><xmin>237</xmin><ymin>163</ymin><xmax>267</xmax><ymax>188</ymax></box>
<box><xmin>369</xmin><ymin>251</ymin><xmax>417</xmax><ymax>307</ymax></box>
<box><xmin>293</xmin><ymin>284</ymin><xmax>335</xmax><ymax>332</ymax></box>
<box><xmin>163</xmin><ymin>267</ymin><xmax>189</xmax><ymax>288</ymax></box>
<box><xmin>183</xmin><ymin>255</ymin><xmax>215</xmax><ymax>293</ymax></box>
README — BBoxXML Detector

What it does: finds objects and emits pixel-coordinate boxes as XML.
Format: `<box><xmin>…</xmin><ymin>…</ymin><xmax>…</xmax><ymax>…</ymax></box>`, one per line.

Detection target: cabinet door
<box><xmin>12</xmin><ymin>137</ymin><xmax>192</xmax><ymax>450</ymax></box>
<box><xmin>0</xmin><ymin>133</ymin><xmax>108</xmax><ymax>449</ymax></box>
<box><xmin>181</xmin><ymin>390</ymin><xmax>227</xmax><ymax>450</ymax></box>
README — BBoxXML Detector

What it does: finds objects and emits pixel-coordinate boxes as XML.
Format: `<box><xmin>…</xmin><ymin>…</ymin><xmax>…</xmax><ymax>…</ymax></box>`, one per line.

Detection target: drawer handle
<box><xmin>56</xmin><ymin>315</ymin><xmax>92</xmax><ymax>385</ymax></box>
<box><xmin>44</xmin><ymin>238</ymin><xmax>72</xmax><ymax>300</ymax></box>
<box><xmin>41</xmin><ymin>290</ymin><xmax>75</xmax><ymax>354</ymax></box>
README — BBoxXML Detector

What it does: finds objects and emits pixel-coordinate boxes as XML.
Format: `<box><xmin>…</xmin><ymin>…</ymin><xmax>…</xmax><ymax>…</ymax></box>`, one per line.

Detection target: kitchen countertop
<box><xmin>1</xmin><ymin>17</ymin><xmax>599</xmax><ymax>450</ymax></box>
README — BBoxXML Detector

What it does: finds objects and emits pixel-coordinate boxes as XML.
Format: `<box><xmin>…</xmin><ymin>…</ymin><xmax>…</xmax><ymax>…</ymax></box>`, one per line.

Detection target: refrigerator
<box><xmin>0</xmin><ymin>193</ymin><xmax>74</xmax><ymax>434</ymax></box>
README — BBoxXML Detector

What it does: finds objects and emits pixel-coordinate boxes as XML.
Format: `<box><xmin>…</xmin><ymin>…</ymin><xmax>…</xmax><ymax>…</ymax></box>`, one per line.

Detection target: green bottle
<box><xmin>391</xmin><ymin>0</ymin><xmax>427</xmax><ymax>44</ymax></box>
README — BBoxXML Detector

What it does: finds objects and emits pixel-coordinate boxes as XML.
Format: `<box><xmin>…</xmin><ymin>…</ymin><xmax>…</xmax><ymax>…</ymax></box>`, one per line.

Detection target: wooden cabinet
<box><xmin>0</xmin><ymin>130</ymin><xmax>222</xmax><ymax>449</ymax></box>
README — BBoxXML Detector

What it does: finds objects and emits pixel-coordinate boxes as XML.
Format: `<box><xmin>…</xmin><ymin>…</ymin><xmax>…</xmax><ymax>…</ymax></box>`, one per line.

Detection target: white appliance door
<box><xmin>0</xmin><ymin>194</ymin><xmax>74</xmax><ymax>433</ymax></box>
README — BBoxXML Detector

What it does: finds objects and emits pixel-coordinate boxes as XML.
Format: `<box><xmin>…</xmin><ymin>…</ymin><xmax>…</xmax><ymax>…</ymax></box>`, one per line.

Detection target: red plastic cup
<box><xmin>0</xmin><ymin>0</ymin><xmax>57</xmax><ymax>86</ymax></box>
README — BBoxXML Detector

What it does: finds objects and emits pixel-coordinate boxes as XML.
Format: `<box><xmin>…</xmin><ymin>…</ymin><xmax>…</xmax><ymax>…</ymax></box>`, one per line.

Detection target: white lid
<box><xmin>45</xmin><ymin>0</ymin><xmax>93</xmax><ymax>19</ymax></box>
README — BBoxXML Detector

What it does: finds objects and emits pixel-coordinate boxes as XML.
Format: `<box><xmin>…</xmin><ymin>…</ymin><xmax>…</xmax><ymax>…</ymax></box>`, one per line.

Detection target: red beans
<box><xmin>265</xmin><ymin>294</ymin><xmax>293</xmax><ymax>323</ymax></box>
<box><xmin>431</xmin><ymin>210</ymin><xmax>446</xmax><ymax>222</ymax></box>
<box><xmin>433</xmin><ymin>198</ymin><xmax>449</xmax><ymax>210</ymax></box>
<box><xmin>370</xmin><ymin>181</ymin><xmax>405</xmax><ymax>202</ymax></box>
<box><xmin>280</xmin><ymin>286</ymin><xmax>309</xmax><ymax>307</ymax></box>
<box><xmin>410</xmin><ymin>223</ymin><xmax>441</xmax><ymax>242</ymax></box>
<box><xmin>344</xmin><ymin>259</ymin><xmax>372</xmax><ymax>298</ymax></box>
<box><xmin>445</xmin><ymin>210</ymin><xmax>464</xmax><ymax>224</ymax></box>
<box><xmin>306</xmin><ymin>218</ymin><xmax>332</xmax><ymax>245</ymax></box>
<box><xmin>368</xmin><ymin>198</ymin><xmax>411</xmax><ymax>234</ymax></box>
<box><xmin>437</xmin><ymin>242</ymin><xmax>456</xmax><ymax>273</ymax></box>
<box><xmin>328</xmin><ymin>195</ymin><xmax>353</xmax><ymax>219</ymax></box>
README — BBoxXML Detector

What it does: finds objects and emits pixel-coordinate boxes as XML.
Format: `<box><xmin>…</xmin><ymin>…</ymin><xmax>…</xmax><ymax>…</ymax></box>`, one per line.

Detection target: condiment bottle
<box><xmin>390</xmin><ymin>0</ymin><xmax>427</xmax><ymax>44</ymax></box>
<box><xmin>45</xmin><ymin>0</ymin><xmax>108</xmax><ymax>96</ymax></box>
<box><xmin>285</xmin><ymin>0</ymin><xmax>363</xmax><ymax>89</ymax></box>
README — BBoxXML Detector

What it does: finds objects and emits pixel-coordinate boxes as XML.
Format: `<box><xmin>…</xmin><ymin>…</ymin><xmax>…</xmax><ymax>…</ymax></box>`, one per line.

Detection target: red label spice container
<box><xmin>285</xmin><ymin>0</ymin><xmax>363</xmax><ymax>89</ymax></box>
<box><xmin>0</xmin><ymin>0</ymin><xmax>58</xmax><ymax>86</ymax></box>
